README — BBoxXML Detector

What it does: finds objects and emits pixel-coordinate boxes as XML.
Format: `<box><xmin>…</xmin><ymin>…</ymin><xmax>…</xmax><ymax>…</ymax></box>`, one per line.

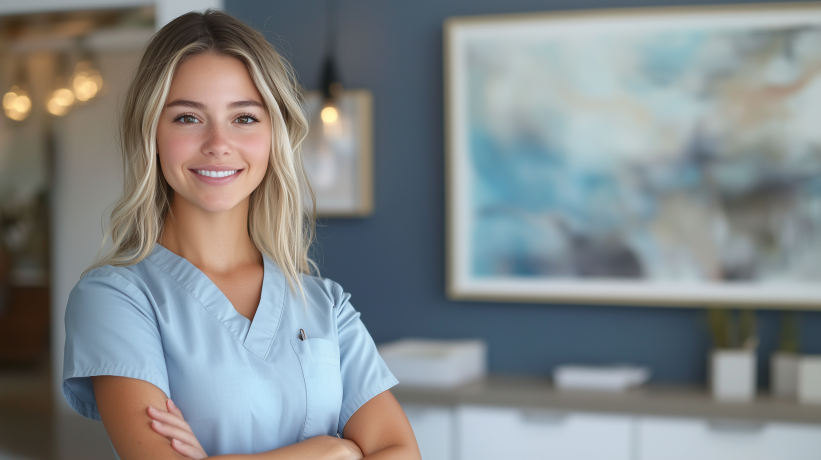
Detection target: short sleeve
<box><xmin>62</xmin><ymin>268</ymin><xmax>170</xmax><ymax>421</ymax></box>
<box><xmin>333</xmin><ymin>284</ymin><xmax>399</xmax><ymax>435</ymax></box>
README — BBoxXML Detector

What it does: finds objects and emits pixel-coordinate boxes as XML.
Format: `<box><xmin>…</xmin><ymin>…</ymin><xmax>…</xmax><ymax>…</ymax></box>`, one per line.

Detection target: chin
<box><xmin>197</xmin><ymin>198</ymin><xmax>245</xmax><ymax>214</ymax></box>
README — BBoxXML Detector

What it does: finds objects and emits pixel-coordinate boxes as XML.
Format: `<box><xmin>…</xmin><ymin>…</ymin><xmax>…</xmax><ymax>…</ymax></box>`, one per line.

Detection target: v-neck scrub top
<box><xmin>62</xmin><ymin>244</ymin><xmax>398</xmax><ymax>457</ymax></box>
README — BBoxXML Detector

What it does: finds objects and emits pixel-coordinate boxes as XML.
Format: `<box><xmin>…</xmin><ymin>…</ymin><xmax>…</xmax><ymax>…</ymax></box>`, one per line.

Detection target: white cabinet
<box><xmin>457</xmin><ymin>405</ymin><xmax>634</xmax><ymax>460</ymax></box>
<box><xmin>637</xmin><ymin>416</ymin><xmax>821</xmax><ymax>460</ymax></box>
<box><xmin>397</xmin><ymin>400</ymin><xmax>821</xmax><ymax>460</ymax></box>
<box><xmin>402</xmin><ymin>404</ymin><xmax>454</xmax><ymax>460</ymax></box>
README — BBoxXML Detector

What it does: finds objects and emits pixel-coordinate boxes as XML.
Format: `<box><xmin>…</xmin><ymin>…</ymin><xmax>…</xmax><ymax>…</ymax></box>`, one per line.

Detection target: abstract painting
<box><xmin>445</xmin><ymin>5</ymin><xmax>821</xmax><ymax>307</ymax></box>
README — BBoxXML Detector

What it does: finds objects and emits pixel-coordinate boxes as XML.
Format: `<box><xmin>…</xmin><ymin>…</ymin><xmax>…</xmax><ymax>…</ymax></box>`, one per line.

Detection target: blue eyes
<box><xmin>172</xmin><ymin>113</ymin><xmax>260</xmax><ymax>124</ymax></box>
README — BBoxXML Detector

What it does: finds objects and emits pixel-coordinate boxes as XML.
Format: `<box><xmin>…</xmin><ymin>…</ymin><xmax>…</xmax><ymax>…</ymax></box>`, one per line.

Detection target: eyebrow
<box><xmin>165</xmin><ymin>99</ymin><xmax>264</xmax><ymax>110</ymax></box>
<box><xmin>229</xmin><ymin>100</ymin><xmax>264</xmax><ymax>109</ymax></box>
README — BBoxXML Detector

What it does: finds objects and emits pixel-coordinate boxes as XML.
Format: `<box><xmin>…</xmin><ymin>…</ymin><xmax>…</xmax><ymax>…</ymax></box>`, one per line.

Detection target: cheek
<box><xmin>243</xmin><ymin>133</ymin><xmax>272</xmax><ymax>180</ymax></box>
<box><xmin>157</xmin><ymin>127</ymin><xmax>199</xmax><ymax>177</ymax></box>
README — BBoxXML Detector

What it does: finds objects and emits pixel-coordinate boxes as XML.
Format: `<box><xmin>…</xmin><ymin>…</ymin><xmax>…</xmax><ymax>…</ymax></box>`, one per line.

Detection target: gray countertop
<box><xmin>391</xmin><ymin>375</ymin><xmax>821</xmax><ymax>425</ymax></box>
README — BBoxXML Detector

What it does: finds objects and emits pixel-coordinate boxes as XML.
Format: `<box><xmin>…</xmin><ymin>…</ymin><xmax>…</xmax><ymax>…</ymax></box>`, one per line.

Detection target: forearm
<box><xmin>212</xmin><ymin>446</ymin><xmax>414</xmax><ymax>460</ymax></box>
<box><xmin>210</xmin><ymin>437</ymin><xmax>416</xmax><ymax>460</ymax></box>
<box><xmin>209</xmin><ymin>435</ymin><xmax>360</xmax><ymax>460</ymax></box>
<box><xmin>361</xmin><ymin>445</ymin><xmax>420</xmax><ymax>460</ymax></box>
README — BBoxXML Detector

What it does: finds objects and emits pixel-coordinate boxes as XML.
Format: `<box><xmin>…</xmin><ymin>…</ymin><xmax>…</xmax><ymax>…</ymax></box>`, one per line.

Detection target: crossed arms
<box><xmin>92</xmin><ymin>376</ymin><xmax>422</xmax><ymax>460</ymax></box>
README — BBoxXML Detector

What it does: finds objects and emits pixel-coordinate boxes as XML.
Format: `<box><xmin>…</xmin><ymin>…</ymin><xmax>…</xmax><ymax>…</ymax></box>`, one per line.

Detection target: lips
<box><xmin>189</xmin><ymin>167</ymin><xmax>243</xmax><ymax>185</ymax></box>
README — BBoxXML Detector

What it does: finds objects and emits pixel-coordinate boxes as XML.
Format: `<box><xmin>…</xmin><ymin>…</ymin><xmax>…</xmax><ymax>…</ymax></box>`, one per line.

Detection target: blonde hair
<box><xmin>89</xmin><ymin>10</ymin><xmax>316</xmax><ymax>295</ymax></box>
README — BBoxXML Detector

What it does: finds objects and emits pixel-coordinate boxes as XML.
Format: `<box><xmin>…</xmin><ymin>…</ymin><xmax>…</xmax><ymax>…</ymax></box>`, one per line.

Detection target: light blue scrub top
<box><xmin>62</xmin><ymin>244</ymin><xmax>398</xmax><ymax>457</ymax></box>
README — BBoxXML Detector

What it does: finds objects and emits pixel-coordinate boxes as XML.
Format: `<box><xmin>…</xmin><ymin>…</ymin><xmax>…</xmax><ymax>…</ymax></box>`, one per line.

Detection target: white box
<box><xmin>378</xmin><ymin>339</ymin><xmax>486</xmax><ymax>388</ymax></box>
<box><xmin>710</xmin><ymin>349</ymin><xmax>756</xmax><ymax>402</ymax></box>
<box><xmin>797</xmin><ymin>356</ymin><xmax>821</xmax><ymax>405</ymax></box>
<box><xmin>770</xmin><ymin>352</ymin><xmax>799</xmax><ymax>399</ymax></box>
<box><xmin>553</xmin><ymin>365</ymin><xmax>650</xmax><ymax>391</ymax></box>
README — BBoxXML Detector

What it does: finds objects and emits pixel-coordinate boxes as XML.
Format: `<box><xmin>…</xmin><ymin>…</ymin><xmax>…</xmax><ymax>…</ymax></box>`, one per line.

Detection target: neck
<box><xmin>160</xmin><ymin>195</ymin><xmax>261</xmax><ymax>274</ymax></box>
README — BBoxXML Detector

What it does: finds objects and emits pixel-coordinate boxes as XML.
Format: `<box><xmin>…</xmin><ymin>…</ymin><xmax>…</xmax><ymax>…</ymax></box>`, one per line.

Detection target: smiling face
<box><xmin>156</xmin><ymin>53</ymin><xmax>272</xmax><ymax>214</ymax></box>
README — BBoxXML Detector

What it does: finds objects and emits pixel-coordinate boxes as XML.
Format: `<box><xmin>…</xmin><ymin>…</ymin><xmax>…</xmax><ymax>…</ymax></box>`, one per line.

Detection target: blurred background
<box><xmin>0</xmin><ymin>0</ymin><xmax>820</xmax><ymax>459</ymax></box>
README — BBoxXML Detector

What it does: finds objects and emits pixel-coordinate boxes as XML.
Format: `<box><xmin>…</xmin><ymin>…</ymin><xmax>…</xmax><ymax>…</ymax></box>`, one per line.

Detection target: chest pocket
<box><xmin>291</xmin><ymin>338</ymin><xmax>343</xmax><ymax>440</ymax></box>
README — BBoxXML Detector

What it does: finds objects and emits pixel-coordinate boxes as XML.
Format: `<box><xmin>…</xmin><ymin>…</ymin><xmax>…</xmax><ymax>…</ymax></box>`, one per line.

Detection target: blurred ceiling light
<box><xmin>321</xmin><ymin>105</ymin><xmax>339</xmax><ymax>124</ymax></box>
<box><xmin>71</xmin><ymin>60</ymin><xmax>103</xmax><ymax>102</ymax></box>
<box><xmin>3</xmin><ymin>85</ymin><xmax>32</xmax><ymax>121</ymax></box>
<box><xmin>46</xmin><ymin>53</ymin><xmax>75</xmax><ymax>116</ymax></box>
<box><xmin>46</xmin><ymin>87</ymin><xmax>74</xmax><ymax>116</ymax></box>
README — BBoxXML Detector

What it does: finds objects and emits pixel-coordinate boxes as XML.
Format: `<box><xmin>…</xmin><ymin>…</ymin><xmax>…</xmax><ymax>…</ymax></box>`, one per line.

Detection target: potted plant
<box><xmin>707</xmin><ymin>309</ymin><xmax>758</xmax><ymax>402</ymax></box>
<box><xmin>771</xmin><ymin>312</ymin><xmax>800</xmax><ymax>399</ymax></box>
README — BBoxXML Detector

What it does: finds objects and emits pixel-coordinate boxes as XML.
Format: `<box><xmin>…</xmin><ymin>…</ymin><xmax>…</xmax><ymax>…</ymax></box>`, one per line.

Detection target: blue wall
<box><xmin>226</xmin><ymin>0</ymin><xmax>821</xmax><ymax>385</ymax></box>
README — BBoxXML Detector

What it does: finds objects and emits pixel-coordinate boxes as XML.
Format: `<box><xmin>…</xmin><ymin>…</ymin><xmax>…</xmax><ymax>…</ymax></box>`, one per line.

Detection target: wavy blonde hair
<box><xmin>89</xmin><ymin>10</ymin><xmax>316</xmax><ymax>295</ymax></box>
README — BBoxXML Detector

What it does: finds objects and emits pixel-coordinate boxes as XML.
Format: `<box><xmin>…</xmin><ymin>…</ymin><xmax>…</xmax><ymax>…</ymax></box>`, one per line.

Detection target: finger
<box><xmin>147</xmin><ymin>406</ymin><xmax>192</xmax><ymax>432</ymax></box>
<box><xmin>167</xmin><ymin>399</ymin><xmax>185</xmax><ymax>419</ymax></box>
<box><xmin>150</xmin><ymin>420</ymin><xmax>201</xmax><ymax>447</ymax></box>
<box><xmin>151</xmin><ymin>420</ymin><xmax>200</xmax><ymax>448</ymax></box>
<box><xmin>171</xmin><ymin>438</ymin><xmax>207</xmax><ymax>459</ymax></box>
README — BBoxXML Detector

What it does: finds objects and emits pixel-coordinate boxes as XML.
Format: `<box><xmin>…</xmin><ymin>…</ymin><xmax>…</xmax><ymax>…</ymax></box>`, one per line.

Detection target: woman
<box><xmin>62</xmin><ymin>10</ymin><xmax>420</xmax><ymax>460</ymax></box>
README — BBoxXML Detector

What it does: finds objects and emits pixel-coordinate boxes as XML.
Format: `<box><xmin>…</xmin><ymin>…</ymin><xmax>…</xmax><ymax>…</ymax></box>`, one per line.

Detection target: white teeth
<box><xmin>195</xmin><ymin>170</ymin><xmax>238</xmax><ymax>178</ymax></box>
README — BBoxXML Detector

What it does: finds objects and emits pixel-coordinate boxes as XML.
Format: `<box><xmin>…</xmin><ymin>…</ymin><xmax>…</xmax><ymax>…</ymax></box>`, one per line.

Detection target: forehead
<box><xmin>168</xmin><ymin>53</ymin><xmax>262</xmax><ymax>102</ymax></box>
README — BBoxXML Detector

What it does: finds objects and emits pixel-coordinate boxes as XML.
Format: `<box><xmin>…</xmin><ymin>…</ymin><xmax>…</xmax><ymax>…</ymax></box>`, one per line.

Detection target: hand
<box><xmin>338</xmin><ymin>437</ymin><xmax>364</xmax><ymax>460</ymax></box>
<box><xmin>147</xmin><ymin>399</ymin><xmax>208</xmax><ymax>459</ymax></box>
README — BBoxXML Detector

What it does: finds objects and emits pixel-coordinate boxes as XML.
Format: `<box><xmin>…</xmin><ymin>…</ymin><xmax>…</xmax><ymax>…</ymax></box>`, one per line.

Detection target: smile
<box><xmin>194</xmin><ymin>170</ymin><xmax>240</xmax><ymax>178</ymax></box>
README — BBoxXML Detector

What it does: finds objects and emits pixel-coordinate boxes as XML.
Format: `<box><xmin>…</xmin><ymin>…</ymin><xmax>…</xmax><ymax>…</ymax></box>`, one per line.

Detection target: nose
<box><xmin>202</xmin><ymin>122</ymin><xmax>231</xmax><ymax>157</ymax></box>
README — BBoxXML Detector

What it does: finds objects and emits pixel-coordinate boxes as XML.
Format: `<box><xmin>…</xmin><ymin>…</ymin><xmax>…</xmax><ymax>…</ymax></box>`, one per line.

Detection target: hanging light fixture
<box><xmin>71</xmin><ymin>42</ymin><xmax>103</xmax><ymax>103</ymax></box>
<box><xmin>3</xmin><ymin>85</ymin><xmax>32</xmax><ymax>122</ymax></box>
<box><xmin>3</xmin><ymin>58</ymin><xmax>32</xmax><ymax>122</ymax></box>
<box><xmin>46</xmin><ymin>52</ymin><xmax>75</xmax><ymax>116</ymax></box>
<box><xmin>71</xmin><ymin>61</ymin><xmax>103</xmax><ymax>102</ymax></box>
<box><xmin>319</xmin><ymin>0</ymin><xmax>343</xmax><ymax>131</ymax></box>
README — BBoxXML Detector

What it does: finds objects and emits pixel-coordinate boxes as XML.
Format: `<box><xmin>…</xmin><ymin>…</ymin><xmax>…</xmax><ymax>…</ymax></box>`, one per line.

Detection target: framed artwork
<box><xmin>445</xmin><ymin>4</ymin><xmax>821</xmax><ymax>308</ymax></box>
<box><xmin>303</xmin><ymin>90</ymin><xmax>374</xmax><ymax>217</ymax></box>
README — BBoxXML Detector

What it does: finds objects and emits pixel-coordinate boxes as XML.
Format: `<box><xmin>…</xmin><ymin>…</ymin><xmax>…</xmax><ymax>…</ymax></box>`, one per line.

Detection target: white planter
<box><xmin>710</xmin><ymin>349</ymin><xmax>756</xmax><ymax>402</ymax></box>
<box><xmin>770</xmin><ymin>352</ymin><xmax>799</xmax><ymax>399</ymax></box>
<box><xmin>797</xmin><ymin>356</ymin><xmax>821</xmax><ymax>405</ymax></box>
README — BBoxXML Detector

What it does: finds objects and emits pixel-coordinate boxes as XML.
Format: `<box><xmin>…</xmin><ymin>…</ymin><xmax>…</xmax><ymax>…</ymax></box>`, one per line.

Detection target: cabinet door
<box><xmin>638</xmin><ymin>416</ymin><xmax>821</xmax><ymax>460</ymax></box>
<box><xmin>457</xmin><ymin>405</ymin><xmax>633</xmax><ymax>460</ymax></box>
<box><xmin>401</xmin><ymin>404</ymin><xmax>454</xmax><ymax>460</ymax></box>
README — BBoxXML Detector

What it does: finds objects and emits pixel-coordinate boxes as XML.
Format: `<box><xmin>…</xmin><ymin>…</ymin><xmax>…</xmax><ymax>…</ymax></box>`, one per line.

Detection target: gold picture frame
<box><xmin>445</xmin><ymin>3</ymin><xmax>821</xmax><ymax>308</ymax></box>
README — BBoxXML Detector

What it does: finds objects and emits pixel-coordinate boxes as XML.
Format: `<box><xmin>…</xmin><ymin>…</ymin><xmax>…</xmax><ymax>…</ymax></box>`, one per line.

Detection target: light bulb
<box><xmin>3</xmin><ymin>86</ymin><xmax>32</xmax><ymax>121</ymax></box>
<box><xmin>72</xmin><ymin>61</ymin><xmax>103</xmax><ymax>102</ymax></box>
<box><xmin>47</xmin><ymin>87</ymin><xmax>75</xmax><ymax>116</ymax></box>
<box><xmin>321</xmin><ymin>106</ymin><xmax>339</xmax><ymax>124</ymax></box>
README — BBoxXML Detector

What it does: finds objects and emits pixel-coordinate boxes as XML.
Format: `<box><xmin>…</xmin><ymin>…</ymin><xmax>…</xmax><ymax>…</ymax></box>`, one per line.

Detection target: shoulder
<box><xmin>75</xmin><ymin>261</ymin><xmax>156</xmax><ymax>297</ymax></box>
<box><xmin>297</xmin><ymin>274</ymin><xmax>365</xmax><ymax>333</ymax></box>
<box><xmin>67</xmin><ymin>262</ymin><xmax>157</xmax><ymax>319</ymax></box>
<box><xmin>301</xmin><ymin>274</ymin><xmax>345</xmax><ymax>303</ymax></box>
<box><xmin>75</xmin><ymin>265</ymin><xmax>142</xmax><ymax>297</ymax></box>
<box><xmin>299</xmin><ymin>274</ymin><xmax>354</xmax><ymax>318</ymax></box>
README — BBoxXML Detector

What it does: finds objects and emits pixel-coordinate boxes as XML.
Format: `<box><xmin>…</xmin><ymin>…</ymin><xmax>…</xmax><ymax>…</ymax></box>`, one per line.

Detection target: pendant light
<box><xmin>3</xmin><ymin>57</ymin><xmax>32</xmax><ymax>122</ymax></box>
<box><xmin>319</xmin><ymin>0</ymin><xmax>343</xmax><ymax>129</ymax></box>
<box><xmin>46</xmin><ymin>52</ymin><xmax>75</xmax><ymax>116</ymax></box>
<box><xmin>71</xmin><ymin>41</ymin><xmax>104</xmax><ymax>102</ymax></box>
